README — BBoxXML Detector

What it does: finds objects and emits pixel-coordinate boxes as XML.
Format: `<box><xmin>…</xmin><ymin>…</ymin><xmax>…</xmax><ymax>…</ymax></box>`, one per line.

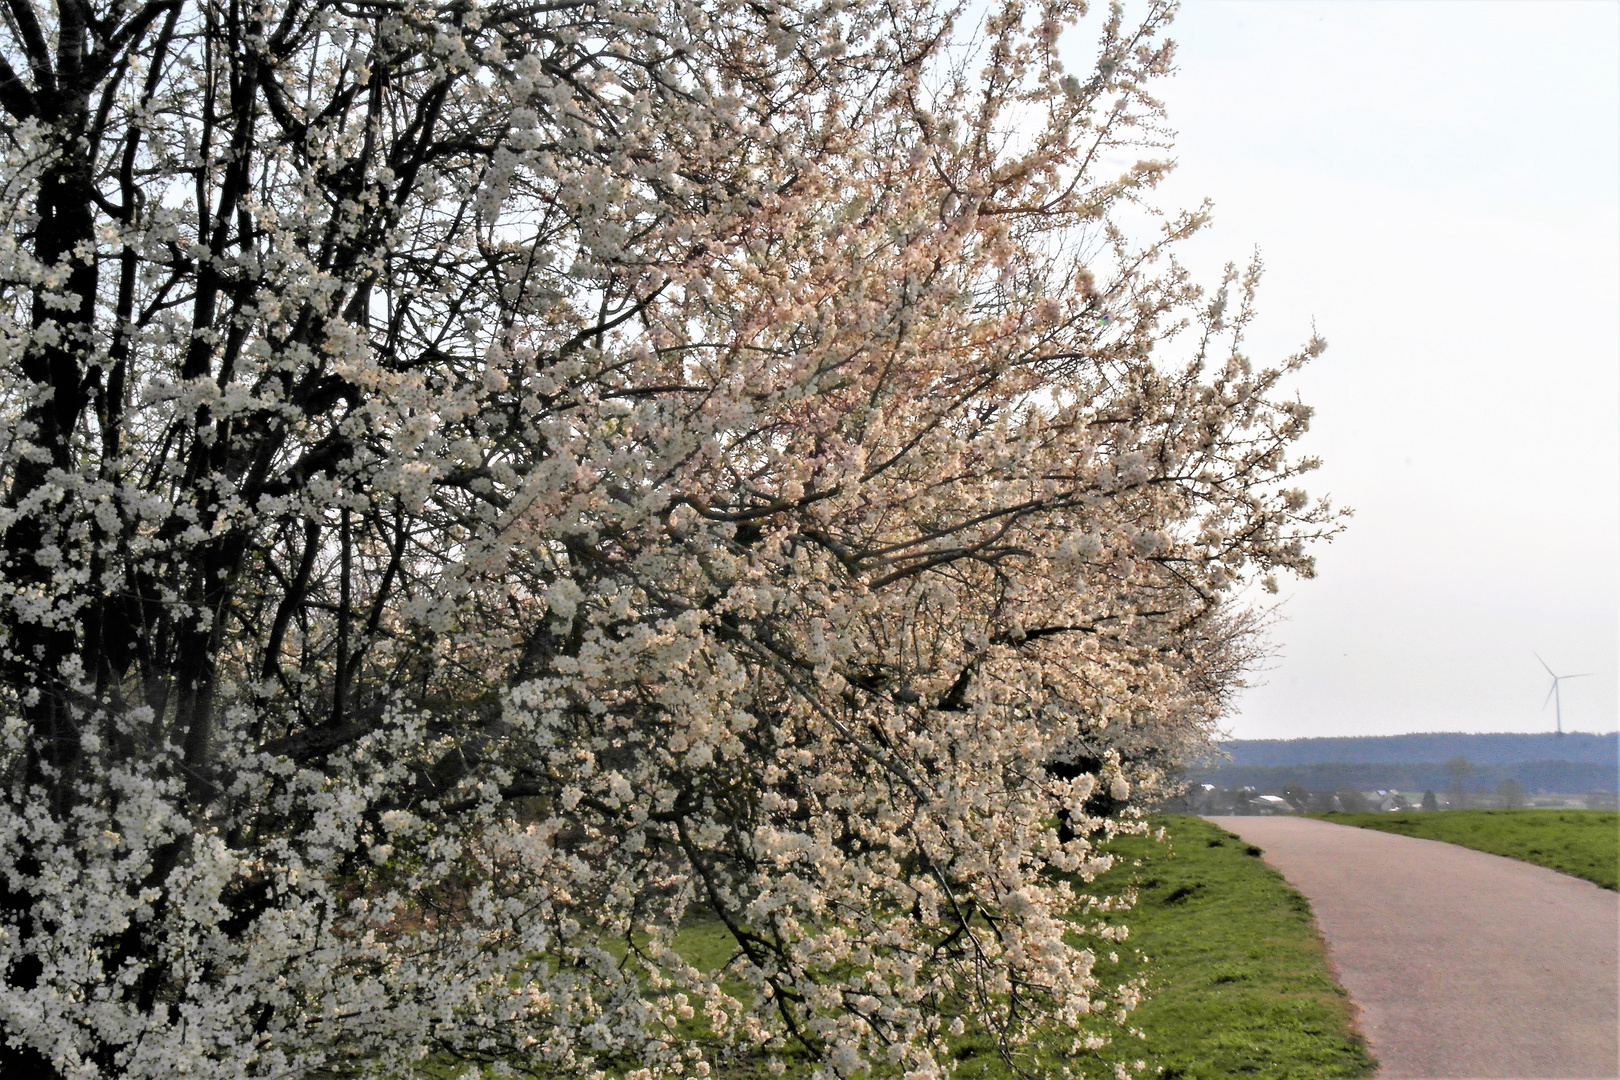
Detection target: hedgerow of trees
<box><xmin>0</xmin><ymin>0</ymin><xmax>1335</xmax><ymax>1075</ymax></box>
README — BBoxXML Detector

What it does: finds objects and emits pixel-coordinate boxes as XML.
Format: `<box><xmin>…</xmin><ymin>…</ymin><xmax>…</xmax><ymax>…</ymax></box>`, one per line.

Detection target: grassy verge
<box><xmin>1013</xmin><ymin>814</ymin><xmax>1375</xmax><ymax>1080</ymax></box>
<box><xmin>883</xmin><ymin>814</ymin><xmax>1375</xmax><ymax>1079</ymax></box>
<box><xmin>1307</xmin><ymin>808</ymin><xmax>1619</xmax><ymax>890</ymax></box>
<box><xmin>664</xmin><ymin>817</ymin><xmax>1379</xmax><ymax>1079</ymax></box>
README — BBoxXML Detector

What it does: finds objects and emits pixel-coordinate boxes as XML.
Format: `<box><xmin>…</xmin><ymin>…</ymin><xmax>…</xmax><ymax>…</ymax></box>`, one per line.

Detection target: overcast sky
<box><xmin>1110</xmin><ymin>1</ymin><xmax>1620</xmax><ymax>739</ymax></box>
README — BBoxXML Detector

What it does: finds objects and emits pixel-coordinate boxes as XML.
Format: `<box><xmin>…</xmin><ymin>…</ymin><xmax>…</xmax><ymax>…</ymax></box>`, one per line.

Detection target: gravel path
<box><xmin>1208</xmin><ymin>815</ymin><xmax>1618</xmax><ymax>1080</ymax></box>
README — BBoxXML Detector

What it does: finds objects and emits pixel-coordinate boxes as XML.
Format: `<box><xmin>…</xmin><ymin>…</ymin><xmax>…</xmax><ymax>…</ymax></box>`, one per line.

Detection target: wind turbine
<box><xmin>1535</xmin><ymin>654</ymin><xmax>1591</xmax><ymax>737</ymax></box>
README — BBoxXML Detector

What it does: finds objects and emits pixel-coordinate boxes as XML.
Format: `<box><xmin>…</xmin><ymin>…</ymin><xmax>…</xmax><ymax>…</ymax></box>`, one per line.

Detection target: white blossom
<box><xmin>0</xmin><ymin>0</ymin><xmax>1339</xmax><ymax>1076</ymax></box>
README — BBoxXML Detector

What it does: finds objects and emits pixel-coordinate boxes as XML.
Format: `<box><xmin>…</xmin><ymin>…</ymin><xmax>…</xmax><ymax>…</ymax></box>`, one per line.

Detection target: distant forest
<box><xmin>1188</xmin><ymin>732</ymin><xmax>1620</xmax><ymax>793</ymax></box>
<box><xmin>1214</xmin><ymin>732</ymin><xmax>1618</xmax><ymax>767</ymax></box>
<box><xmin>1193</xmin><ymin>760</ymin><xmax>1616</xmax><ymax>794</ymax></box>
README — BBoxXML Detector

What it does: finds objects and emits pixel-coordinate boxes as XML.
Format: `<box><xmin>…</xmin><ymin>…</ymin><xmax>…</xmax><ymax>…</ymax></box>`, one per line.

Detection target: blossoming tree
<box><xmin>0</xmin><ymin>0</ymin><xmax>1336</xmax><ymax>1075</ymax></box>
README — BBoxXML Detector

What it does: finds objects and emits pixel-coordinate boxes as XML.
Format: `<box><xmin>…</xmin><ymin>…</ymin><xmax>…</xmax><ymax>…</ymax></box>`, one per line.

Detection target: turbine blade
<box><xmin>1565</xmin><ymin>672</ymin><xmax>1594</xmax><ymax>679</ymax></box>
<box><xmin>1534</xmin><ymin>652</ymin><xmax>1557</xmax><ymax>678</ymax></box>
<box><xmin>1543</xmin><ymin>684</ymin><xmax>1556</xmax><ymax>708</ymax></box>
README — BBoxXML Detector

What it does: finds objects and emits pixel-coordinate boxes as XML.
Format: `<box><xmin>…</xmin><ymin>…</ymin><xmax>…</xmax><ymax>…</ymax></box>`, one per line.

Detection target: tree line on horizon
<box><xmin>1193</xmin><ymin>759</ymin><xmax>1618</xmax><ymax>796</ymax></box>
<box><xmin>1215</xmin><ymin>731</ymin><xmax>1619</xmax><ymax>768</ymax></box>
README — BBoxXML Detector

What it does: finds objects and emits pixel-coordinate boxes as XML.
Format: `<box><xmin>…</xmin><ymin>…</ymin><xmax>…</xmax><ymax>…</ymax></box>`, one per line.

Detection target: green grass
<box><xmin>705</xmin><ymin>815</ymin><xmax>1374</xmax><ymax>1079</ymax></box>
<box><xmin>1307</xmin><ymin>808</ymin><xmax>1619</xmax><ymax>890</ymax></box>
<box><xmin>1002</xmin><ymin>815</ymin><xmax>1375</xmax><ymax>1080</ymax></box>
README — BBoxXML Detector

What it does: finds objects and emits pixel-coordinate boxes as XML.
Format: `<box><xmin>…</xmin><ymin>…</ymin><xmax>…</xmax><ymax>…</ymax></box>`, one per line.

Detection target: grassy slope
<box><xmin>854</xmin><ymin>815</ymin><xmax>1371</xmax><ymax>1079</ymax></box>
<box><xmin>1307</xmin><ymin>809</ymin><xmax>1619</xmax><ymax>890</ymax></box>
<box><xmin>1021</xmin><ymin>815</ymin><xmax>1374</xmax><ymax>1080</ymax></box>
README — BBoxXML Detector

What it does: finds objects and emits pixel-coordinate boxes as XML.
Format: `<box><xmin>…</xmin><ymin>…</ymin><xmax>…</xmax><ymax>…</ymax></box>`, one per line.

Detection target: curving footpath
<box><xmin>1208</xmin><ymin>815</ymin><xmax>1618</xmax><ymax>1080</ymax></box>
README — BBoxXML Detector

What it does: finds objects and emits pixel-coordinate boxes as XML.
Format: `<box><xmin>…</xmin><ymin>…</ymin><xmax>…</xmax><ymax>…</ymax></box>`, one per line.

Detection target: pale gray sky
<box><xmin>1132</xmin><ymin>1</ymin><xmax>1619</xmax><ymax>738</ymax></box>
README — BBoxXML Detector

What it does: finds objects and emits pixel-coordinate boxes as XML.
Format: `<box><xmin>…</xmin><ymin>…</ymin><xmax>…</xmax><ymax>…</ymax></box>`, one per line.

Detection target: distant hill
<box><xmin>1215</xmin><ymin>732</ymin><xmax>1618</xmax><ymax>768</ymax></box>
<box><xmin>1192</xmin><ymin>760</ymin><xmax>1617</xmax><ymax>795</ymax></box>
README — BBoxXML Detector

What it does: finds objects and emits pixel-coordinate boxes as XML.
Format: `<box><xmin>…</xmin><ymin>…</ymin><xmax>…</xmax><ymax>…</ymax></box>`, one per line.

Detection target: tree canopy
<box><xmin>0</xmin><ymin>0</ymin><xmax>1335</xmax><ymax>1075</ymax></box>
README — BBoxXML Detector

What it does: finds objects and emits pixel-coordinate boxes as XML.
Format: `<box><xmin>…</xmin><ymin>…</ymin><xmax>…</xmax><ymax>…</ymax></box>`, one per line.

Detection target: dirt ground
<box><xmin>1208</xmin><ymin>815</ymin><xmax>1619</xmax><ymax>1080</ymax></box>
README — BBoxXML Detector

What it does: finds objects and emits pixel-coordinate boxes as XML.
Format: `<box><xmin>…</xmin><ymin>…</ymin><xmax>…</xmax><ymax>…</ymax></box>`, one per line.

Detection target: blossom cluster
<box><xmin>0</xmin><ymin>0</ymin><xmax>1337</xmax><ymax>1076</ymax></box>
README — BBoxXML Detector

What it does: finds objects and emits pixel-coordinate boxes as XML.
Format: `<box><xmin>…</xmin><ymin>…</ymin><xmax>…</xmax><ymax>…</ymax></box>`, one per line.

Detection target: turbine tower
<box><xmin>1536</xmin><ymin>654</ymin><xmax>1591</xmax><ymax>737</ymax></box>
